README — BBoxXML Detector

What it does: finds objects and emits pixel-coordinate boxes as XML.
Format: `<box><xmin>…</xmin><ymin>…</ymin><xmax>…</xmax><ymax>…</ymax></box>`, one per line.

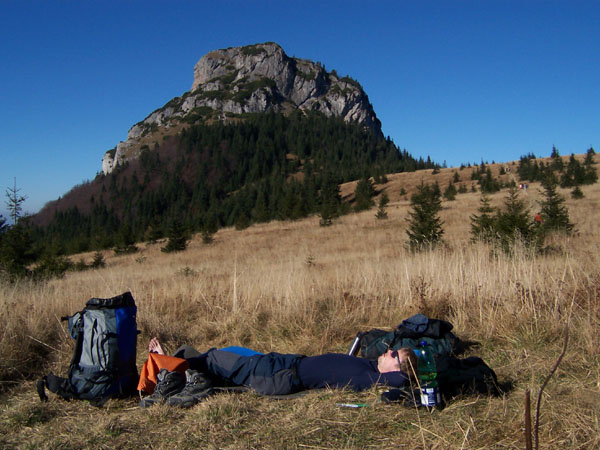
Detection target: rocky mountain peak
<box><xmin>102</xmin><ymin>42</ymin><xmax>382</xmax><ymax>175</ymax></box>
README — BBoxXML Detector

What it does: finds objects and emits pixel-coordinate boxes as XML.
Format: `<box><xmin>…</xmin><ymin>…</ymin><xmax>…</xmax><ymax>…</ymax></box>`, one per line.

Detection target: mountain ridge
<box><xmin>102</xmin><ymin>42</ymin><xmax>382</xmax><ymax>175</ymax></box>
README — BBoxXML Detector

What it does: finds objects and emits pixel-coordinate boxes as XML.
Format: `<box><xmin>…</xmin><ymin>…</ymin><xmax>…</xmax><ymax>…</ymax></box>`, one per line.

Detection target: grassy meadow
<box><xmin>1</xmin><ymin>161</ymin><xmax>599</xmax><ymax>449</ymax></box>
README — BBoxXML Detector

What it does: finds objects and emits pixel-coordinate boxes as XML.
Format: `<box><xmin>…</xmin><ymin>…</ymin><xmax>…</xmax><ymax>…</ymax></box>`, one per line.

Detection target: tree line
<box><xmin>1</xmin><ymin>111</ymin><xmax>436</xmax><ymax>278</ymax></box>
<box><xmin>405</xmin><ymin>148</ymin><xmax>596</xmax><ymax>253</ymax></box>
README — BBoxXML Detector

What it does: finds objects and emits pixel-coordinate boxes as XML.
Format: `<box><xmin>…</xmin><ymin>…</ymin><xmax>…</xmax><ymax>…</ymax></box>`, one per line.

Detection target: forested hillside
<box><xmin>33</xmin><ymin>111</ymin><xmax>435</xmax><ymax>255</ymax></box>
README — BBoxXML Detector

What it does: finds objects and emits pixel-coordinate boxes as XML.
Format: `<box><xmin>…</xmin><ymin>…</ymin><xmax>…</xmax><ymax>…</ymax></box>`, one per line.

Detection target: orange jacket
<box><xmin>137</xmin><ymin>353</ymin><xmax>190</xmax><ymax>395</ymax></box>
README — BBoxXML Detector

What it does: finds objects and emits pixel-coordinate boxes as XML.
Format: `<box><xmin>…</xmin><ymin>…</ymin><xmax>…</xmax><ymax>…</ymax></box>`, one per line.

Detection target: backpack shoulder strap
<box><xmin>67</xmin><ymin>311</ymin><xmax>86</xmax><ymax>376</ymax></box>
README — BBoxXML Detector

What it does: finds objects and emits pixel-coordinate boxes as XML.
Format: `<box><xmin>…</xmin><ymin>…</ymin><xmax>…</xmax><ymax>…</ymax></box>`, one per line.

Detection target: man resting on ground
<box><xmin>142</xmin><ymin>337</ymin><xmax>417</xmax><ymax>408</ymax></box>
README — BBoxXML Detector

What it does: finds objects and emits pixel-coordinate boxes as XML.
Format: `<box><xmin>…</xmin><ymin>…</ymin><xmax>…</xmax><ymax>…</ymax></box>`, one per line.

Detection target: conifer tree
<box><xmin>479</xmin><ymin>168</ymin><xmax>501</xmax><ymax>193</ymax></box>
<box><xmin>550</xmin><ymin>146</ymin><xmax>564</xmax><ymax>171</ymax></box>
<box><xmin>161</xmin><ymin>217</ymin><xmax>188</xmax><ymax>253</ymax></box>
<box><xmin>252</xmin><ymin>188</ymin><xmax>269</xmax><ymax>223</ymax></box>
<box><xmin>560</xmin><ymin>154</ymin><xmax>580</xmax><ymax>187</ymax></box>
<box><xmin>538</xmin><ymin>177</ymin><xmax>574</xmax><ymax>234</ymax></box>
<box><xmin>114</xmin><ymin>222</ymin><xmax>138</xmax><ymax>254</ymax></box>
<box><xmin>571</xmin><ymin>185</ymin><xmax>584</xmax><ymax>199</ymax></box>
<box><xmin>375</xmin><ymin>192</ymin><xmax>389</xmax><ymax>220</ymax></box>
<box><xmin>495</xmin><ymin>185</ymin><xmax>536</xmax><ymax>252</ymax></box>
<box><xmin>5</xmin><ymin>178</ymin><xmax>27</xmax><ymax>225</ymax></box>
<box><xmin>1</xmin><ymin>181</ymin><xmax>35</xmax><ymax>279</ymax></box>
<box><xmin>235</xmin><ymin>211</ymin><xmax>250</xmax><ymax>230</ymax></box>
<box><xmin>0</xmin><ymin>223</ymin><xmax>35</xmax><ymax>279</ymax></box>
<box><xmin>583</xmin><ymin>147</ymin><xmax>598</xmax><ymax>184</ymax></box>
<box><xmin>470</xmin><ymin>193</ymin><xmax>496</xmax><ymax>243</ymax></box>
<box><xmin>319</xmin><ymin>174</ymin><xmax>341</xmax><ymax>226</ymax></box>
<box><xmin>406</xmin><ymin>181</ymin><xmax>444</xmax><ymax>251</ymax></box>
<box><xmin>91</xmin><ymin>251</ymin><xmax>106</xmax><ymax>268</ymax></box>
<box><xmin>354</xmin><ymin>177</ymin><xmax>376</xmax><ymax>212</ymax></box>
<box><xmin>443</xmin><ymin>180</ymin><xmax>457</xmax><ymax>201</ymax></box>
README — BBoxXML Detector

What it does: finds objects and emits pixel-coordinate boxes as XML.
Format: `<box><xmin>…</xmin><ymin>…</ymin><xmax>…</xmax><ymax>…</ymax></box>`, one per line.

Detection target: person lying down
<box><xmin>141</xmin><ymin>337</ymin><xmax>417</xmax><ymax>408</ymax></box>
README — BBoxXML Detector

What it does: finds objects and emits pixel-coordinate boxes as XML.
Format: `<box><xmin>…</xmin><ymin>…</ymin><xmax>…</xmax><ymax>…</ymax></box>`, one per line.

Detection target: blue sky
<box><xmin>1</xmin><ymin>0</ymin><xmax>598</xmax><ymax>219</ymax></box>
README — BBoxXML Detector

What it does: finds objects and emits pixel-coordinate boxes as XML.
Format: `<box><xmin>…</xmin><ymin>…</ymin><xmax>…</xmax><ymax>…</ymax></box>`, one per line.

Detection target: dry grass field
<box><xmin>1</xmin><ymin>160</ymin><xmax>599</xmax><ymax>449</ymax></box>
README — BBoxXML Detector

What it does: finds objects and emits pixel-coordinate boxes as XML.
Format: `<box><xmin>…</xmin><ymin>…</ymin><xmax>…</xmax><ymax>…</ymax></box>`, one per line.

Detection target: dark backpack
<box><xmin>381</xmin><ymin>355</ymin><xmax>501</xmax><ymax>407</ymax></box>
<box><xmin>37</xmin><ymin>292</ymin><xmax>139</xmax><ymax>406</ymax></box>
<box><xmin>436</xmin><ymin>355</ymin><xmax>501</xmax><ymax>398</ymax></box>
<box><xmin>355</xmin><ymin>314</ymin><xmax>459</xmax><ymax>360</ymax></box>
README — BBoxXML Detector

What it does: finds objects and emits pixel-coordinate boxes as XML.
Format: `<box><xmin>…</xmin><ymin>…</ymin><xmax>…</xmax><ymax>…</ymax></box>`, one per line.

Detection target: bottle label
<box><xmin>420</xmin><ymin>386</ymin><xmax>441</xmax><ymax>407</ymax></box>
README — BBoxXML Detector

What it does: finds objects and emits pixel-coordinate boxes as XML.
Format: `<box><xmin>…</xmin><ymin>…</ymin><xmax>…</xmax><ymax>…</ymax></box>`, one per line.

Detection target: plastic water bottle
<box><xmin>417</xmin><ymin>341</ymin><xmax>441</xmax><ymax>407</ymax></box>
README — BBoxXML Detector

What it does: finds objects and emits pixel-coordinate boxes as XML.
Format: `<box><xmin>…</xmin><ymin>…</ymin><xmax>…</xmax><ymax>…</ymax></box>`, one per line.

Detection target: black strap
<box><xmin>36</xmin><ymin>378</ymin><xmax>48</xmax><ymax>402</ymax></box>
<box><xmin>67</xmin><ymin>316</ymin><xmax>85</xmax><ymax>380</ymax></box>
<box><xmin>38</xmin><ymin>373</ymin><xmax>78</xmax><ymax>401</ymax></box>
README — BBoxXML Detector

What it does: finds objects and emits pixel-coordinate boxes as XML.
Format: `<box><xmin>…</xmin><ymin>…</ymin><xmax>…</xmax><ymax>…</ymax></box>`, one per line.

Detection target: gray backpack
<box><xmin>37</xmin><ymin>292</ymin><xmax>139</xmax><ymax>405</ymax></box>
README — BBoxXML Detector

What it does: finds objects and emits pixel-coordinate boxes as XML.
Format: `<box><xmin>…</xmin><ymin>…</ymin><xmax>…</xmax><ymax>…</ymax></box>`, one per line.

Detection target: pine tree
<box><xmin>470</xmin><ymin>193</ymin><xmax>496</xmax><ymax>243</ymax></box>
<box><xmin>1</xmin><ymin>181</ymin><xmax>35</xmax><ymax>279</ymax></box>
<box><xmin>354</xmin><ymin>177</ymin><xmax>376</xmax><ymax>212</ymax></box>
<box><xmin>538</xmin><ymin>177</ymin><xmax>574</xmax><ymax>234</ymax></box>
<box><xmin>479</xmin><ymin>168</ymin><xmax>502</xmax><ymax>193</ymax></box>
<box><xmin>495</xmin><ymin>185</ymin><xmax>536</xmax><ymax>253</ymax></box>
<box><xmin>91</xmin><ymin>251</ymin><xmax>106</xmax><ymax>268</ymax></box>
<box><xmin>252</xmin><ymin>187</ymin><xmax>270</xmax><ymax>223</ymax></box>
<box><xmin>583</xmin><ymin>147</ymin><xmax>598</xmax><ymax>184</ymax></box>
<box><xmin>0</xmin><ymin>224</ymin><xmax>35</xmax><ymax>279</ymax></box>
<box><xmin>443</xmin><ymin>180</ymin><xmax>457</xmax><ymax>201</ymax></box>
<box><xmin>571</xmin><ymin>185</ymin><xmax>584</xmax><ymax>199</ymax></box>
<box><xmin>161</xmin><ymin>217</ymin><xmax>188</xmax><ymax>253</ymax></box>
<box><xmin>5</xmin><ymin>178</ymin><xmax>27</xmax><ymax>225</ymax></box>
<box><xmin>550</xmin><ymin>146</ymin><xmax>564</xmax><ymax>172</ymax></box>
<box><xmin>114</xmin><ymin>222</ymin><xmax>138</xmax><ymax>254</ymax></box>
<box><xmin>406</xmin><ymin>181</ymin><xmax>444</xmax><ymax>251</ymax></box>
<box><xmin>319</xmin><ymin>174</ymin><xmax>341</xmax><ymax>226</ymax></box>
<box><xmin>375</xmin><ymin>192</ymin><xmax>389</xmax><ymax>220</ymax></box>
<box><xmin>560</xmin><ymin>154</ymin><xmax>580</xmax><ymax>187</ymax></box>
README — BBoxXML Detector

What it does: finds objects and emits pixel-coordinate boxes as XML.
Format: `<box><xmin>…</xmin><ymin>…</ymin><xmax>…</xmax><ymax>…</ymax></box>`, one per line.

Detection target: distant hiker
<box><xmin>140</xmin><ymin>338</ymin><xmax>417</xmax><ymax>407</ymax></box>
<box><xmin>535</xmin><ymin>213</ymin><xmax>542</xmax><ymax>225</ymax></box>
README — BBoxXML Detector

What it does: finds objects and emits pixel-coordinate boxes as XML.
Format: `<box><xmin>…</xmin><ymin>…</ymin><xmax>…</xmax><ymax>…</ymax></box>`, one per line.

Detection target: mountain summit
<box><xmin>102</xmin><ymin>42</ymin><xmax>381</xmax><ymax>174</ymax></box>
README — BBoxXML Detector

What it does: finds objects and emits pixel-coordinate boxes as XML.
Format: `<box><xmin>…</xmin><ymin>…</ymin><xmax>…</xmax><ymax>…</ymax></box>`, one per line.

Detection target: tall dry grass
<box><xmin>1</xmin><ymin>171</ymin><xmax>599</xmax><ymax>449</ymax></box>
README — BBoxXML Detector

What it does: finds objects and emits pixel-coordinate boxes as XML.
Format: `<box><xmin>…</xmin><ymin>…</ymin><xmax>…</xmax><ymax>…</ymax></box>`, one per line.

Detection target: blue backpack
<box><xmin>37</xmin><ymin>292</ymin><xmax>139</xmax><ymax>406</ymax></box>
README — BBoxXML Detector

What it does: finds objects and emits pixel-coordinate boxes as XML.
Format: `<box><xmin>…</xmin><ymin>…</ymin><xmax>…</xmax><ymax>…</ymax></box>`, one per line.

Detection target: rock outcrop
<box><xmin>102</xmin><ymin>42</ymin><xmax>382</xmax><ymax>174</ymax></box>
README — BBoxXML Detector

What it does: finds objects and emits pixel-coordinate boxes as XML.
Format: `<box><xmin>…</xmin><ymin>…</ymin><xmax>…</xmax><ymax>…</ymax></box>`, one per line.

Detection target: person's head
<box><xmin>377</xmin><ymin>348</ymin><xmax>417</xmax><ymax>377</ymax></box>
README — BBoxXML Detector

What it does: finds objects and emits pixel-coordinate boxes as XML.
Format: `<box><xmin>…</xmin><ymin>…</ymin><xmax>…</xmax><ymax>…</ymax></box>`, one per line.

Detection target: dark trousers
<box><xmin>177</xmin><ymin>347</ymin><xmax>304</xmax><ymax>395</ymax></box>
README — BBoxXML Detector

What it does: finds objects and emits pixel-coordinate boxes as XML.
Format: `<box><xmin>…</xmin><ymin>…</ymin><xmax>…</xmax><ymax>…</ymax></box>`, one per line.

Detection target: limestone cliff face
<box><xmin>102</xmin><ymin>42</ymin><xmax>381</xmax><ymax>174</ymax></box>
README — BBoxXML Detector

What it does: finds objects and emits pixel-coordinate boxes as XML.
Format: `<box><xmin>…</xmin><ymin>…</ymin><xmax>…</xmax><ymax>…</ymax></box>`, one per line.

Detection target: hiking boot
<box><xmin>166</xmin><ymin>369</ymin><xmax>214</xmax><ymax>408</ymax></box>
<box><xmin>139</xmin><ymin>368</ymin><xmax>185</xmax><ymax>407</ymax></box>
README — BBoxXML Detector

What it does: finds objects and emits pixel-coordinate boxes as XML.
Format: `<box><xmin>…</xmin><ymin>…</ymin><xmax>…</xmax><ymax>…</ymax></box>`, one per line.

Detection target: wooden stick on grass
<box><xmin>534</xmin><ymin>320</ymin><xmax>569</xmax><ymax>450</ymax></box>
